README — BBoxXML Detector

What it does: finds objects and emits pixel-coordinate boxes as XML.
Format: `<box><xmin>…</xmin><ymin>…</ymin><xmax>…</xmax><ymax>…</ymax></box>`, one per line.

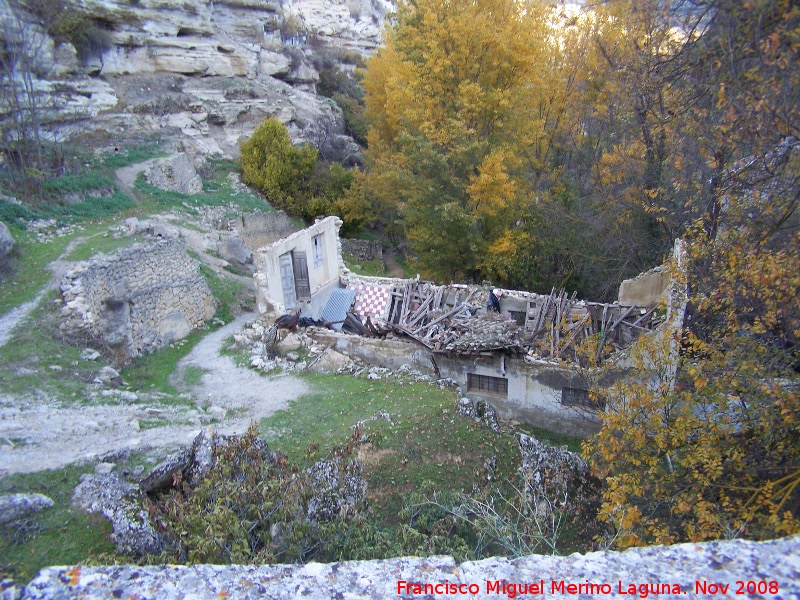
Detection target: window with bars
<box><xmin>312</xmin><ymin>234</ymin><xmax>324</xmax><ymax>268</ymax></box>
<box><xmin>467</xmin><ymin>373</ymin><xmax>508</xmax><ymax>396</ymax></box>
<box><xmin>561</xmin><ymin>387</ymin><xmax>605</xmax><ymax>410</ymax></box>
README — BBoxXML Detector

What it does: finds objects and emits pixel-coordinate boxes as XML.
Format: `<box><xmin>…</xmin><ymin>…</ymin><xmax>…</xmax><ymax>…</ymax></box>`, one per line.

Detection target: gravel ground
<box><xmin>0</xmin><ymin>314</ymin><xmax>308</xmax><ymax>474</ymax></box>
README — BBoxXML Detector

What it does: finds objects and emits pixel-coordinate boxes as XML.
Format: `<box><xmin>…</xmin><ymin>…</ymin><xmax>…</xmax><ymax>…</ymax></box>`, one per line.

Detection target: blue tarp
<box><xmin>320</xmin><ymin>288</ymin><xmax>356</xmax><ymax>330</ymax></box>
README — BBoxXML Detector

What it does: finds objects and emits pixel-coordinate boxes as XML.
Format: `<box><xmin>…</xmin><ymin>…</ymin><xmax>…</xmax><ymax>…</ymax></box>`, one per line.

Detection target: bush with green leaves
<box><xmin>239</xmin><ymin>118</ymin><xmax>317</xmax><ymax>213</ymax></box>
<box><xmin>332</xmin><ymin>93</ymin><xmax>368</xmax><ymax>146</ymax></box>
<box><xmin>239</xmin><ymin>118</ymin><xmax>369</xmax><ymax>233</ymax></box>
<box><xmin>148</xmin><ymin>426</ymin><xmax>370</xmax><ymax>564</ymax></box>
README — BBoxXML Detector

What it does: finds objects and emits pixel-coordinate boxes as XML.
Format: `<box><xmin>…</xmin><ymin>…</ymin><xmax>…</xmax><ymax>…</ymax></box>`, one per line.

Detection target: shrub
<box><xmin>332</xmin><ymin>93</ymin><xmax>368</xmax><ymax>146</ymax></box>
<box><xmin>48</xmin><ymin>10</ymin><xmax>112</xmax><ymax>62</ymax></box>
<box><xmin>239</xmin><ymin>118</ymin><xmax>317</xmax><ymax>212</ymax></box>
<box><xmin>148</xmin><ymin>425</ymin><xmax>367</xmax><ymax>564</ymax></box>
<box><xmin>316</xmin><ymin>66</ymin><xmax>363</xmax><ymax>101</ymax></box>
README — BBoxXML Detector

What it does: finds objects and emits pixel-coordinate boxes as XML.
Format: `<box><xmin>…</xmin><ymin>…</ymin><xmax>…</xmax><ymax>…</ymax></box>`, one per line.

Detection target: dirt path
<box><xmin>170</xmin><ymin>312</ymin><xmax>308</xmax><ymax>414</ymax></box>
<box><xmin>114</xmin><ymin>157</ymin><xmax>160</xmax><ymax>201</ymax></box>
<box><xmin>0</xmin><ymin>235</ymin><xmax>95</xmax><ymax>348</ymax></box>
<box><xmin>0</xmin><ymin>313</ymin><xmax>308</xmax><ymax>474</ymax></box>
<box><xmin>384</xmin><ymin>246</ymin><xmax>405</xmax><ymax>278</ymax></box>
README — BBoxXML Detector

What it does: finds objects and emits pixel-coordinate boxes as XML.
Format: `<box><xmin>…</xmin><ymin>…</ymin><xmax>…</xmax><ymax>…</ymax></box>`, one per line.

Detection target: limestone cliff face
<box><xmin>0</xmin><ymin>0</ymin><xmax>389</xmax><ymax>160</ymax></box>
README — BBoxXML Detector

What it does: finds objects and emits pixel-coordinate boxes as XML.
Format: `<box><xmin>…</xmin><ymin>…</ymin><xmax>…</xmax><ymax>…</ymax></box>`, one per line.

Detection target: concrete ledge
<box><xmin>16</xmin><ymin>535</ymin><xmax>800</xmax><ymax>599</ymax></box>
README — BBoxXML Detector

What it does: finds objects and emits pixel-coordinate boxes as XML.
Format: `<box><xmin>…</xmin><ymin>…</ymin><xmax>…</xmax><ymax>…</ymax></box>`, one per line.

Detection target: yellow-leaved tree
<box><xmin>364</xmin><ymin>0</ymin><xmax>589</xmax><ymax>283</ymax></box>
<box><xmin>584</xmin><ymin>0</ymin><xmax>800</xmax><ymax>547</ymax></box>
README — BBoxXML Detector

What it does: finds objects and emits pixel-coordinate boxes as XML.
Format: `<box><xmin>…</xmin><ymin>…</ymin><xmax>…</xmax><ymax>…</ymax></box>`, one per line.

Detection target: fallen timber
<box><xmin>335</xmin><ymin>279</ymin><xmax>663</xmax><ymax>363</ymax></box>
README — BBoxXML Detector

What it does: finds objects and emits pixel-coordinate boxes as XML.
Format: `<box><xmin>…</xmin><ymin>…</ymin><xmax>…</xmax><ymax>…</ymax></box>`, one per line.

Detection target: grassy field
<box><xmin>64</xmin><ymin>232</ymin><xmax>144</xmax><ymax>262</ymax></box>
<box><xmin>0</xmin><ymin>465</ymin><xmax>117</xmax><ymax>583</ymax></box>
<box><xmin>341</xmin><ymin>251</ymin><xmax>386</xmax><ymax>277</ymax></box>
<box><xmin>260</xmin><ymin>372</ymin><xmax>583</xmax><ymax>532</ymax></box>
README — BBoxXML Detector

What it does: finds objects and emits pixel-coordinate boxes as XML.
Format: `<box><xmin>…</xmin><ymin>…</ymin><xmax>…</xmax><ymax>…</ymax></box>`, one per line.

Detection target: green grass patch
<box><xmin>0</xmin><ymin>465</ymin><xmax>116</xmax><ymax>584</ymax></box>
<box><xmin>393</xmin><ymin>253</ymin><xmax>418</xmax><ymax>279</ymax></box>
<box><xmin>122</xmin><ymin>332</ymin><xmax>206</xmax><ymax>398</ymax></box>
<box><xmin>260</xmin><ymin>373</ymin><xmax>584</xmax><ymax>528</ymax></box>
<box><xmin>0</xmin><ymin>192</ymin><xmax>135</xmax><ymax>226</ymax></box>
<box><xmin>342</xmin><ymin>252</ymin><xmax>386</xmax><ymax>277</ymax></box>
<box><xmin>98</xmin><ymin>143</ymin><xmax>167</xmax><ymax>169</ymax></box>
<box><xmin>0</xmin><ymin>231</ymin><xmax>70</xmax><ymax>315</ymax></box>
<box><xmin>0</xmin><ymin>220</ymin><xmax>124</xmax><ymax>317</ymax></box>
<box><xmin>42</xmin><ymin>173</ymin><xmax>115</xmax><ymax>196</ymax></box>
<box><xmin>199</xmin><ymin>263</ymin><xmax>254</xmax><ymax>322</ymax></box>
<box><xmin>135</xmin><ymin>177</ymin><xmax>266</xmax><ymax>215</ymax></box>
<box><xmin>183</xmin><ymin>365</ymin><xmax>208</xmax><ymax>386</ymax></box>
<box><xmin>0</xmin><ymin>290</ymin><xmax>103</xmax><ymax>401</ymax></box>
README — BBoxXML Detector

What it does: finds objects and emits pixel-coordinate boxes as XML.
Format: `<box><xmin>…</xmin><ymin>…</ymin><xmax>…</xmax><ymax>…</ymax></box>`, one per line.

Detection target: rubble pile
<box><xmin>517</xmin><ymin>434</ymin><xmax>599</xmax><ymax>520</ymax></box>
<box><xmin>444</xmin><ymin>312</ymin><xmax>521</xmax><ymax>354</ymax></box>
<box><xmin>233</xmin><ymin>318</ymin><xmax>445</xmax><ymax>385</ymax></box>
<box><xmin>24</xmin><ymin>219</ymin><xmax>84</xmax><ymax>243</ymax></box>
<box><xmin>335</xmin><ymin>276</ymin><xmax>662</xmax><ymax>363</ymax></box>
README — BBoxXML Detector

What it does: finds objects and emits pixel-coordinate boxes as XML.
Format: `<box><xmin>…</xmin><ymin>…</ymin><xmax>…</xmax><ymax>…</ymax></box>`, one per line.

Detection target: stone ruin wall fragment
<box><xmin>59</xmin><ymin>239</ymin><xmax>216</xmax><ymax>362</ymax></box>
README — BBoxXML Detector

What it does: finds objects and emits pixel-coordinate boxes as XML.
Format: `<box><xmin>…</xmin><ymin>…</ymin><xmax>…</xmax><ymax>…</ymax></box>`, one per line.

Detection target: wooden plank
<box><xmin>393</xmin><ymin>324</ymin><xmax>434</xmax><ymax>349</ymax></box>
<box><xmin>405</xmin><ymin>294</ymin><xmax>435</xmax><ymax>329</ymax></box>
<box><xmin>605</xmin><ymin>305</ymin><xmax>636</xmax><ymax>336</ymax></box>
<box><xmin>561</xmin><ymin>314</ymin><xmax>591</xmax><ymax>351</ymax></box>
<box><xmin>631</xmin><ymin>306</ymin><xmax>656</xmax><ymax>328</ymax></box>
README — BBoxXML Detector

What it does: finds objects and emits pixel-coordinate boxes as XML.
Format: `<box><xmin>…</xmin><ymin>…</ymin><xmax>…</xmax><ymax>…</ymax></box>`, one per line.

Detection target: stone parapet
<box><xmin>13</xmin><ymin>535</ymin><xmax>800</xmax><ymax>599</ymax></box>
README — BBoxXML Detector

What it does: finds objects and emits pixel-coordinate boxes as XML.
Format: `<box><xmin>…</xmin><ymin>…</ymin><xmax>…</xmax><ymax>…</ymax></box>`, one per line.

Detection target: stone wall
<box><xmin>618</xmin><ymin>265</ymin><xmax>669</xmax><ymax>306</ymax></box>
<box><xmin>59</xmin><ymin>239</ymin><xmax>216</xmax><ymax>362</ymax></box>
<box><xmin>11</xmin><ymin>536</ymin><xmax>799</xmax><ymax>599</ymax></box>
<box><xmin>340</xmin><ymin>238</ymin><xmax>382</xmax><ymax>261</ymax></box>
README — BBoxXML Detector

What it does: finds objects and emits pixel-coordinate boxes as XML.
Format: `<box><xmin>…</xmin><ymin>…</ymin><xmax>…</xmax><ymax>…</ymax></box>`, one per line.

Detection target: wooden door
<box><xmin>292</xmin><ymin>251</ymin><xmax>311</xmax><ymax>300</ymax></box>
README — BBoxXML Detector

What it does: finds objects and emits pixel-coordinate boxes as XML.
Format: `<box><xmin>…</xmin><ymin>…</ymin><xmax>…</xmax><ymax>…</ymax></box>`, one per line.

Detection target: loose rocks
<box><xmin>0</xmin><ymin>494</ymin><xmax>54</xmax><ymax>524</ymax></box>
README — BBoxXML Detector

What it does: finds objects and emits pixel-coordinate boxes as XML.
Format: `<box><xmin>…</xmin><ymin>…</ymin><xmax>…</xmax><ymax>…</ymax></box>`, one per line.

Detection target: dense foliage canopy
<box><xmin>365</xmin><ymin>0</ymin><xmax>800</xmax><ymax>546</ymax></box>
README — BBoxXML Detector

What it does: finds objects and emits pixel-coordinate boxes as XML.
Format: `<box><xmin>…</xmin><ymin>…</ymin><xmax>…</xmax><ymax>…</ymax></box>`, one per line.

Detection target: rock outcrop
<box><xmin>518</xmin><ymin>433</ymin><xmax>598</xmax><ymax>520</ymax></box>
<box><xmin>0</xmin><ymin>0</ymin><xmax>385</xmax><ymax>160</ymax></box>
<box><xmin>72</xmin><ymin>466</ymin><xmax>166</xmax><ymax>556</ymax></box>
<box><xmin>0</xmin><ymin>222</ymin><xmax>13</xmax><ymax>258</ymax></box>
<box><xmin>0</xmin><ymin>494</ymin><xmax>53</xmax><ymax>524</ymax></box>
<box><xmin>143</xmin><ymin>153</ymin><xmax>204</xmax><ymax>195</ymax></box>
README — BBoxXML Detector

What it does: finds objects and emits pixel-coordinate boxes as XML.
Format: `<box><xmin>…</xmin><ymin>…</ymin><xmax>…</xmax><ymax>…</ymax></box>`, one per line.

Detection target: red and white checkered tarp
<box><xmin>350</xmin><ymin>284</ymin><xmax>392</xmax><ymax>324</ymax></box>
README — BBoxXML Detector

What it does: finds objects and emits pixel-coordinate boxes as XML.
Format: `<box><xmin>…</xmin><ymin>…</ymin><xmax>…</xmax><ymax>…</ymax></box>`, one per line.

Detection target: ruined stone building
<box><xmin>252</xmin><ymin>220</ymin><xmax>674</xmax><ymax>437</ymax></box>
<box><xmin>59</xmin><ymin>239</ymin><xmax>216</xmax><ymax>363</ymax></box>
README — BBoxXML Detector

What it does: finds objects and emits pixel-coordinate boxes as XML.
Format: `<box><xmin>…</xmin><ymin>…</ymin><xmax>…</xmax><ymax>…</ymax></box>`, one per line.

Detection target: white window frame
<box><xmin>312</xmin><ymin>234</ymin><xmax>324</xmax><ymax>268</ymax></box>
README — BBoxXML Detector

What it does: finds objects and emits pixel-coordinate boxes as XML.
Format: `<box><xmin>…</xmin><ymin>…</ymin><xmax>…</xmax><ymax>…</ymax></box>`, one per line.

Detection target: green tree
<box><xmin>239</xmin><ymin>118</ymin><xmax>317</xmax><ymax>213</ymax></box>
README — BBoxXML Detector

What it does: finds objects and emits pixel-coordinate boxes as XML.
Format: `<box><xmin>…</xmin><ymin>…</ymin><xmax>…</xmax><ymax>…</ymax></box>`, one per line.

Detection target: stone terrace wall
<box><xmin>12</xmin><ymin>535</ymin><xmax>800</xmax><ymax>599</ymax></box>
<box><xmin>340</xmin><ymin>238</ymin><xmax>383</xmax><ymax>261</ymax></box>
<box><xmin>59</xmin><ymin>239</ymin><xmax>216</xmax><ymax>362</ymax></box>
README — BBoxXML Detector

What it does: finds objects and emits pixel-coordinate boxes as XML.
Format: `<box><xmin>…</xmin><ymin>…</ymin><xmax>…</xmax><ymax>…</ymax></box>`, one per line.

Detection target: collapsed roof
<box><xmin>324</xmin><ymin>276</ymin><xmax>665</xmax><ymax>364</ymax></box>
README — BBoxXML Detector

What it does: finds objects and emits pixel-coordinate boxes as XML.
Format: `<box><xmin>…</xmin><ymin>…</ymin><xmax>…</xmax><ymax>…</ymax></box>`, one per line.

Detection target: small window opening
<box><xmin>312</xmin><ymin>234</ymin><xmax>324</xmax><ymax>268</ymax></box>
<box><xmin>467</xmin><ymin>373</ymin><xmax>508</xmax><ymax>397</ymax></box>
<box><xmin>561</xmin><ymin>387</ymin><xmax>605</xmax><ymax>410</ymax></box>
